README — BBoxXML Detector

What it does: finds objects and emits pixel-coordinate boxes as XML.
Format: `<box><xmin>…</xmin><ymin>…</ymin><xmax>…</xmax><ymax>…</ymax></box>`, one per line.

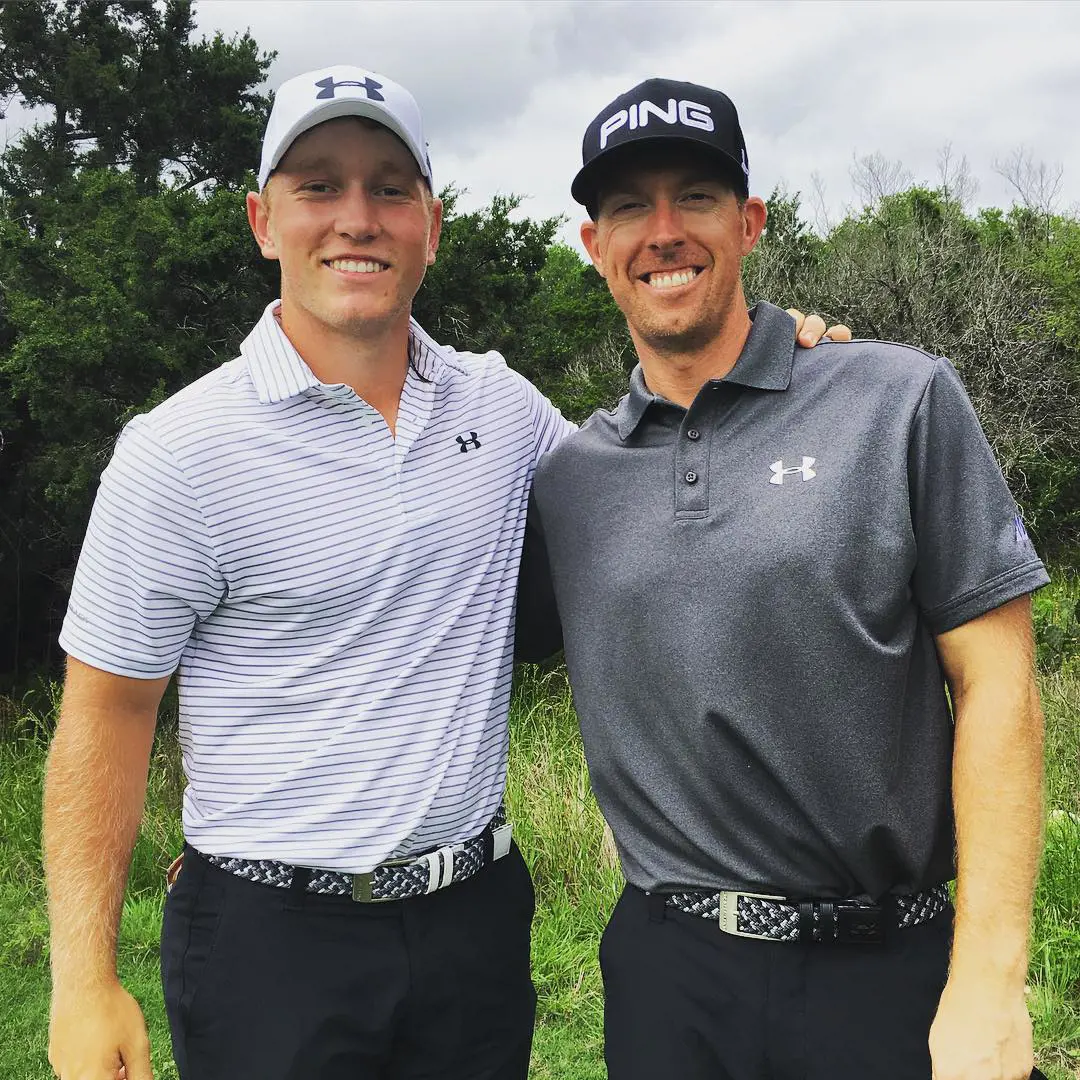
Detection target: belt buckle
<box><xmin>835</xmin><ymin>901</ymin><xmax>885</xmax><ymax>944</ymax></box>
<box><xmin>718</xmin><ymin>890</ymin><xmax>786</xmax><ymax>939</ymax></box>
<box><xmin>491</xmin><ymin>822</ymin><xmax>512</xmax><ymax>860</ymax></box>
<box><xmin>351</xmin><ymin>854</ymin><xmax>413</xmax><ymax>903</ymax></box>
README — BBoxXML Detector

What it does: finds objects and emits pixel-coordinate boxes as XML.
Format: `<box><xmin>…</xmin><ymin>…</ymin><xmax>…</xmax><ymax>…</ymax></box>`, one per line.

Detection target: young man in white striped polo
<box><xmin>43</xmin><ymin>65</ymin><xmax>576</xmax><ymax>1080</ymax></box>
<box><xmin>42</xmin><ymin>64</ymin><xmax>842</xmax><ymax>1080</ymax></box>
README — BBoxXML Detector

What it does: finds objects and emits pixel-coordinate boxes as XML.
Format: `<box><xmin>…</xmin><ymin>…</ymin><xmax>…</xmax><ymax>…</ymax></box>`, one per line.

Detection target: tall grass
<box><xmin>1</xmin><ymin>655</ymin><xmax>1077</xmax><ymax>1078</ymax></box>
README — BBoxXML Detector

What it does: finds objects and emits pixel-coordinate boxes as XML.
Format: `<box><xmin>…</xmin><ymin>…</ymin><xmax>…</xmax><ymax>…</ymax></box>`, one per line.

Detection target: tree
<box><xmin>0</xmin><ymin>0</ymin><xmax>274</xmax><ymax>679</ymax></box>
<box><xmin>413</xmin><ymin>189</ymin><xmax>562</xmax><ymax>378</ymax></box>
<box><xmin>0</xmin><ymin>167</ymin><xmax>277</xmax><ymax>675</ymax></box>
<box><xmin>0</xmin><ymin>0</ymin><xmax>272</xmax><ymax>213</ymax></box>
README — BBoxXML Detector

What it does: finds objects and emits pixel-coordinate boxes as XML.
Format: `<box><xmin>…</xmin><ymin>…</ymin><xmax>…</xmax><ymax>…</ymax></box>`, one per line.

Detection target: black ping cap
<box><xmin>571</xmin><ymin>78</ymin><xmax>749</xmax><ymax>213</ymax></box>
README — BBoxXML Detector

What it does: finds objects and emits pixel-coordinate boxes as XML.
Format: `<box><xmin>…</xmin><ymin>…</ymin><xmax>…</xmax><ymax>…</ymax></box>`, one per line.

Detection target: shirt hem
<box><xmin>924</xmin><ymin>560</ymin><xmax>1050</xmax><ymax>635</ymax></box>
<box><xmin>58</xmin><ymin>635</ymin><xmax>178</xmax><ymax>681</ymax></box>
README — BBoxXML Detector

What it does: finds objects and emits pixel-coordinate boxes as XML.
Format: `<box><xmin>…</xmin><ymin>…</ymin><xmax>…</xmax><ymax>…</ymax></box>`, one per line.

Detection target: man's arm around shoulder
<box><xmin>929</xmin><ymin>595</ymin><xmax>1043</xmax><ymax>1080</ymax></box>
<box><xmin>45</xmin><ymin>657</ymin><xmax>170</xmax><ymax>1080</ymax></box>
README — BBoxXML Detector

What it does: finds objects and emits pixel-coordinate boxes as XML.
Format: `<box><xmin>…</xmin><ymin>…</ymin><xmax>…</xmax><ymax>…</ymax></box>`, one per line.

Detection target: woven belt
<box><xmin>664</xmin><ymin>883</ymin><xmax>950</xmax><ymax>943</ymax></box>
<box><xmin>202</xmin><ymin>807</ymin><xmax>512</xmax><ymax>903</ymax></box>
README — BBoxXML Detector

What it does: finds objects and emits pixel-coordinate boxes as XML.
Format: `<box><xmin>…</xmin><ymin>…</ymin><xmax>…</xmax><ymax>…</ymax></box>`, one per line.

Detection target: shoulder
<box><xmin>109</xmin><ymin>356</ymin><xmax>252</xmax><ymax>478</ymax></box>
<box><xmin>133</xmin><ymin>355</ymin><xmax>254</xmax><ymax>440</ymax></box>
<box><xmin>792</xmin><ymin>337</ymin><xmax>950</xmax><ymax>420</ymax></box>
<box><xmin>429</xmin><ymin>335</ymin><xmax>554</xmax><ymax>410</ymax></box>
<box><xmin>535</xmin><ymin>404</ymin><xmax>617</xmax><ymax>479</ymax></box>
<box><xmin>138</xmin><ymin>356</ymin><xmax>251</xmax><ymax>436</ymax></box>
<box><xmin>796</xmin><ymin>337</ymin><xmax>940</xmax><ymax>385</ymax></box>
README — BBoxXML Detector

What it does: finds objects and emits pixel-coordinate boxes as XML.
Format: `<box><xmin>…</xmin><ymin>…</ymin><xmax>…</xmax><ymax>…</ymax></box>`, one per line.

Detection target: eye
<box><xmin>680</xmin><ymin>190</ymin><xmax>715</xmax><ymax>207</ymax></box>
<box><xmin>375</xmin><ymin>184</ymin><xmax>412</xmax><ymax>199</ymax></box>
<box><xmin>300</xmin><ymin>181</ymin><xmax>335</xmax><ymax>195</ymax></box>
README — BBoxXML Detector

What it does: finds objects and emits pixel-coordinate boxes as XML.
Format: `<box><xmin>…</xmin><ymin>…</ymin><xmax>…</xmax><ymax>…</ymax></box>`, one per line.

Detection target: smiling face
<box><xmin>246</xmin><ymin>116</ymin><xmax>441</xmax><ymax>345</ymax></box>
<box><xmin>580</xmin><ymin>148</ymin><xmax>765</xmax><ymax>358</ymax></box>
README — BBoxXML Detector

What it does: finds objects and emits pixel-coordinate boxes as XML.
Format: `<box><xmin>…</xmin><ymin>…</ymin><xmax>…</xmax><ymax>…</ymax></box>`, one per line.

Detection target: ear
<box><xmin>740</xmin><ymin>196</ymin><xmax>768</xmax><ymax>256</ymax></box>
<box><xmin>426</xmin><ymin>196</ymin><xmax>444</xmax><ymax>266</ymax></box>
<box><xmin>246</xmin><ymin>190</ymin><xmax>278</xmax><ymax>260</ymax></box>
<box><xmin>579</xmin><ymin>218</ymin><xmax>606</xmax><ymax>277</ymax></box>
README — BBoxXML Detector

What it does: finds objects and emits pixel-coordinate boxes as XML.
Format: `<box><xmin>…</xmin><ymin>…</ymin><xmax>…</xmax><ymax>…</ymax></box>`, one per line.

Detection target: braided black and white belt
<box><xmin>664</xmin><ymin>883</ymin><xmax>951</xmax><ymax>943</ymax></box>
<box><xmin>201</xmin><ymin>807</ymin><xmax>511</xmax><ymax>903</ymax></box>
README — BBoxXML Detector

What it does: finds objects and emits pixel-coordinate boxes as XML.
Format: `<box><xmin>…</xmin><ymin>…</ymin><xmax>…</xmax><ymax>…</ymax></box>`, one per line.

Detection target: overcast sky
<box><xmin>7</xmin><ymin>0</ymin><xmax>1080</xmax><ymax>251</ymax></box>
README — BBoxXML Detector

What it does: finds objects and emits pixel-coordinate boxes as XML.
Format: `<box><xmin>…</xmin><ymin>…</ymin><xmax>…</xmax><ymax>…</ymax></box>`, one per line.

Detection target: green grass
<box><xmin>1</xmin><ymin>660</ymin><xmax>1078</xmax><ymax>1078</ymax></box>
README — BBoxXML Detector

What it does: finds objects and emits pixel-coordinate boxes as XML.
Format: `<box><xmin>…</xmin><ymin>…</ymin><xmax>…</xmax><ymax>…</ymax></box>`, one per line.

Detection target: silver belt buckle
<box><xmin>718</xmin><ymin>890</ymin><xmax>785</xmax><ymax>939</ymax></box>
<box><xmin>491</xmin><ymin>822</ymin><xmax>512</xmax><ymax>860</ymax></box>
<box><xmin>351</xmin><ymin>854</ymin><xmax>413</xmax><ymax>903</ymax></box>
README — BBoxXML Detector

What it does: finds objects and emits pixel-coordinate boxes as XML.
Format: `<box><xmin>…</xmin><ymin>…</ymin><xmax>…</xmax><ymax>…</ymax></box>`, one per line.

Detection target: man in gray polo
<box><xmin>519</xmin><ymin>78</ymin><xmax>1048</xmax><ymax>1080</ymax></box>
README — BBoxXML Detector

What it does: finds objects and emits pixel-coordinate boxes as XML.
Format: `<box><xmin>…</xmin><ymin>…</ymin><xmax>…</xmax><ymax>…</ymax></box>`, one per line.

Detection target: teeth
<box><xmin>329</xmin><ymin>259</ymin><xmax>385</xmax><ymax>273</ymax></box>
<box><xmin>647</xmin><ymin>269</ymin><xmax>698</xmax><ymax>290</ymax></box>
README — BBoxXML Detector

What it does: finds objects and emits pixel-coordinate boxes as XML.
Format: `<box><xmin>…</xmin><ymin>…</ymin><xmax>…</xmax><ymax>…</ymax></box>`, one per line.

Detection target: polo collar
<box><xmin>241</xmin><ymin>301</ymin><xmax>448</xmax><ymax>405</ymax></box>
<box><xmin>615</xmin><ymin>301</ymin><xmax>796</xmax><ymax>440</ymax></box>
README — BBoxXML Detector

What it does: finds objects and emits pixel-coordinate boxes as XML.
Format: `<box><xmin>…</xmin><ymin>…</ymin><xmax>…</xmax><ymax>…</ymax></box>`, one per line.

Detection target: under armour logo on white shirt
<box><xmin>770</xmin><ymin>457</ymin><xmax>816</xmax><ymax>484</ymax></box>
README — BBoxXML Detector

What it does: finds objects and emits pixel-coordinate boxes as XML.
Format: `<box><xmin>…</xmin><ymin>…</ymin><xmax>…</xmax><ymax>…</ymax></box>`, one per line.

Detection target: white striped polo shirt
<box><xmin>60</xmin><ymin>301</ymin><xmax>574</xmax><ymax>872</ymax></box>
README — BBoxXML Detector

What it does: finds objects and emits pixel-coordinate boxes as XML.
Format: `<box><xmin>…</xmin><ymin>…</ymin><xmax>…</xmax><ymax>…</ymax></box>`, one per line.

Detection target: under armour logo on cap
<box><xmin>258</xmin><ymin>64</ymin><xmax>432</xmax><ymax>191</ymax></box>
<box><xmin>314</xmin><ymin>75</ymin><xmax>385</xmax><ymax>102</ymax></box>
<box><xmin>770</xmin><ymin>457</ymin><xmax>816</xmax><ymax>485</ymax></box>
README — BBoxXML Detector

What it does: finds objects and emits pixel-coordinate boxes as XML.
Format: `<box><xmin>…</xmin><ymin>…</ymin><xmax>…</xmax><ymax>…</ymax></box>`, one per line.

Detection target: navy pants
<box><xmin>602</xmin><ymin>884</ymin><xmax>953</xmax><ymax>1080</ymax></box>
<box><xmin>161</xmin><ymin>842</ymin><xmax>536</xmax><ymax>1080</ymax></box>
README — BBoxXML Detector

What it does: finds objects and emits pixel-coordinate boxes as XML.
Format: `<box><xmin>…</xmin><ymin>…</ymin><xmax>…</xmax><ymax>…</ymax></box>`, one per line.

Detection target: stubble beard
<box><xmin>628</xmin><ymin>273</ymin><xmax>740</xmax><ymax>359</ymax></box>
<box><xmin>288</xmin><ymin>271</ymin><xmax>412</xmax><ymax>344</ymax></box>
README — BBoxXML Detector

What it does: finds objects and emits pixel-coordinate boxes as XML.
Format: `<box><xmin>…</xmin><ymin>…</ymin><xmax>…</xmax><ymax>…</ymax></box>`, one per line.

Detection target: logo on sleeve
<box><xmin>456</xmin><ymin>431</ymin><xmax>482</xmax><ymax>453</ymax></box>
<box><xmin>770</xmin><ymin>457</ymin><xmax>816</xmax><ymax>485</ymax></box>
<box><xmin>1014</xmin><ymin>513</ymin><xmax>1031</xmax><ymax>546</ymax></box>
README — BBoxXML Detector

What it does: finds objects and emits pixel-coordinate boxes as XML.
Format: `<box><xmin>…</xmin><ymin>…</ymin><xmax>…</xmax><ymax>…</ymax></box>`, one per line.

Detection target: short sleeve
<box><xmin>909</xmin><ymin>358</ymin><xmax>1049</xmax><ymax>633</ymax></box>
<box><xmin>59</xmin><ymin>415</ymin><xmax>226</xmax><ymax>678</ymax></box>
<box><xmin>521</xmin><ymin>377</ymin><xmax>576</xmax><ymax>466</ymax></box>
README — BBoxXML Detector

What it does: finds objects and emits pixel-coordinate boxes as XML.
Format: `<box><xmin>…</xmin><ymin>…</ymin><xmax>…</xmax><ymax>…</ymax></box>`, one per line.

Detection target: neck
<box><xmin>633</xmin><ymin>300</ymin><xmax>753</xmax><ymax>409</ymax></box>
<box><xmin>278</xmin><ymin>299</ymin><xmax>411</xmax><ymax>433</ymax></box>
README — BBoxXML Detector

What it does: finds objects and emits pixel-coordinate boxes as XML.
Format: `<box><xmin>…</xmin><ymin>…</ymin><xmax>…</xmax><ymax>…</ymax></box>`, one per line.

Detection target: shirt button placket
<box><xmin>676</xmin><ymin>418</ymin><xmax>708</xmax><ymax>517</ymax></box>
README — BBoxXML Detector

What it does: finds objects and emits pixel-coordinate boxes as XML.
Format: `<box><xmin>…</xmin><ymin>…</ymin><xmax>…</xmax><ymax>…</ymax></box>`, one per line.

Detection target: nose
<box><xmin>647</xmin><ymin>197</ymin><xmax>685</xmax><ymax>253</ymax></box>
<box><xmin>335</xmin><ymin>185</ymin><xmax>381</xmax><ymax>241</ymax></box>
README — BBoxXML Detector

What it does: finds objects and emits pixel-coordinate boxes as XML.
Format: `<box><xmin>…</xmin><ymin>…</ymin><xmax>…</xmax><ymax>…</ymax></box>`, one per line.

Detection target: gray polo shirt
<box><xmin>522</xmin><ymin>301</ymin><xmax>1048</xmax><ymax>900</ymax></box>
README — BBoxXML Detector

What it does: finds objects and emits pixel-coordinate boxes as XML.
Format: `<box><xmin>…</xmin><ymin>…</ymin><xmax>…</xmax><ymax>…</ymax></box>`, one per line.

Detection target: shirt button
<box><xmin>685</xmin><ymin>471</ymin><xmax>698</xmax><ymax>484</ymax></box>
<box><xmin>687</xmin><ymin>429</ymin><xmax>700</xmax><ymax>440</ymax></box>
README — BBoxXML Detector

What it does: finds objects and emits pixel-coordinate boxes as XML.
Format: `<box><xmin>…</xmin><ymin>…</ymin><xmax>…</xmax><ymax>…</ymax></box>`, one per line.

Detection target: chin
<box><xmin>639</xmin><ymin>317</ymin><xmax>719</xmax><ymax>354</ymax></box>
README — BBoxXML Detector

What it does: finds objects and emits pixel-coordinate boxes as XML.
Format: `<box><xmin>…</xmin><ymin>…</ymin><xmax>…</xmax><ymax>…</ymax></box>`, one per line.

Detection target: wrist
<box><xmin>50</xmin><ymin>966</ymin><xmax>122</xmax><ymax>1004</ymax></box>
<box><xmin>945</xmin><ymin>950</ymin><xmax>1029</xmax><ymax>996</ymax></box>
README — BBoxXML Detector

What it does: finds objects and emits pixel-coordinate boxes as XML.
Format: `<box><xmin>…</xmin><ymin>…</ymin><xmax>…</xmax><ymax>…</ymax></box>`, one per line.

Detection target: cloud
<box><xmin>5</xmin><ymin>0</ymin><xmax>1077</xmax><ymax>250</ymax></box>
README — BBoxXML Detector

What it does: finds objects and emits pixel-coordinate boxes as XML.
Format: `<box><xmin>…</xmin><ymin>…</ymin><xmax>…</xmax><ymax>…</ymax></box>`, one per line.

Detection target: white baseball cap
<box><xmin>258</xmin><ymin>65</ymin><xmax>432</xmax><ymax>190</ymax></box>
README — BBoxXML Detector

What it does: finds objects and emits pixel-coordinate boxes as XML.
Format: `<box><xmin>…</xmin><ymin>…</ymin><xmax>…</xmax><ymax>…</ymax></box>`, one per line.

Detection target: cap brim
<box><xmin>262</xmin><ymin>98</ymin><xmax>430</xmax><ymax>189</ymax></box>
<box><xmin>571</xmin><ymin>135</ymin><xmax>748</xmax><ymax>213</ymax></box>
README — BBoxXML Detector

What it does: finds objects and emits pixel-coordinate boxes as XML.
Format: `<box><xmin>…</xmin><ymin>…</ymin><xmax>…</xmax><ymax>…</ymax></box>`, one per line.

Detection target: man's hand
<box><xmin>44</xmin><ymin>659</ymin><xmax>168</xmax><ymax>1080</ymax></box>
<box><xmin>49</xmin><ymin>980</ymin><xmax>153</xmax><ymax>1080</ymax></box>
<box><xmin>930</xmin><ymin>595</ymin><xmax>1043</xmax><ymax>1080</ymax></box>
<box><xmin>928</xmin><ymin>976</ymin><xmax>1033</xmax><ymax>1080</ymax></box>
<box><xmin>787</xmin><ymin>309</ymin><xmax>852</xmax><ymax>347</ymax></box>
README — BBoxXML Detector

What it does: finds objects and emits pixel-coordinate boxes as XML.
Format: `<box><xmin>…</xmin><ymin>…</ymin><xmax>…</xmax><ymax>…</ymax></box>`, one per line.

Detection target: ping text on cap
<box><xmin>598</xmin><ymin>97</ymin><xmax>715</xmax><ymax>150</ymax></box>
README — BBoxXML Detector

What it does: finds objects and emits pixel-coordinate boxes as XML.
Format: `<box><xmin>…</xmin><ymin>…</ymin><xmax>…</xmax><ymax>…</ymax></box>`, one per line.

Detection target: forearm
<box><xmin>43</xmin><ymin>699</ymin><xmax>155</xmax><ymax>994</ymax></box>
<box><xmin>949</xmin><ymin>674</ymin><xmax>1043</xmax><ymax>987</ymax></box>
